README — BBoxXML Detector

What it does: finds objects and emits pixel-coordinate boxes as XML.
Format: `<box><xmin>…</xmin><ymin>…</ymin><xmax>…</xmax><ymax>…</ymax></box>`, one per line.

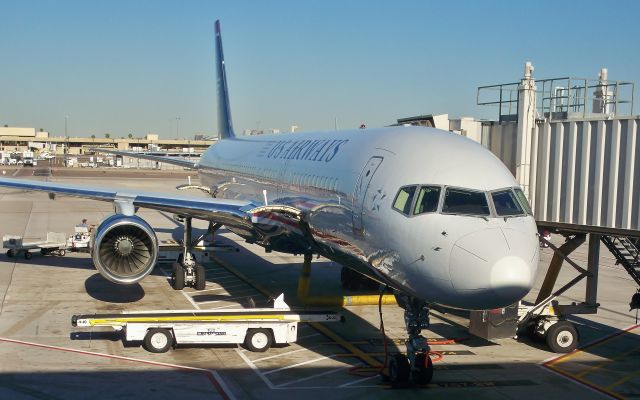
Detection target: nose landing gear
<box><xmin>389</xmin><ymin>293</ymin><xmax>434</xmax><ymax>386</ymax></box>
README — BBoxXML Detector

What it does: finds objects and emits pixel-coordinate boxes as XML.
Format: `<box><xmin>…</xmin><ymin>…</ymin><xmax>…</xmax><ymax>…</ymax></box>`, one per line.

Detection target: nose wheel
<box><xmin>388</xmin><ymin>293</ymin><xmax>434</xmax><ymax>386</ymax></box>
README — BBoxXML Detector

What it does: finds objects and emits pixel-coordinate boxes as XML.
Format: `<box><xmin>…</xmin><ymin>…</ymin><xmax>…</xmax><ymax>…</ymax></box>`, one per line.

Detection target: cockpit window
<box><xmin>513</xmin><ymin>187</ymin><xmax>533</xmax><ymax>215</ymax></box>
<box><xmin>392</xmin><ymin>186</ymin><xmax>417</xmax><ymax>215</ymax></box>
<box><xmin>442</xmin><ymin>188</ymin><xmax>490</xmax><ymax>216</ymax></box>
<box><xmin>413</xmin><ymin>186</ymin><xmax>441</xmax><ymax>215</ymax></box>
<box><xmin>491</xmin><ymin>189</ymin><xmax>524</xmax><ymax>216</ymax></box>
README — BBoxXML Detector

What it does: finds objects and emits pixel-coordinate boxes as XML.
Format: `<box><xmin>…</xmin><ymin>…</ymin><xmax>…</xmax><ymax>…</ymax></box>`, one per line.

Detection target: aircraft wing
<box><xmin>0</xmin><ymin>177</ymin><xmax>253</xmax><ymax>229</ymax></box>
<box><xmin>91</xmin><ymin>148</ymin><xmax>199</xmax><ymax>169</ymax></box>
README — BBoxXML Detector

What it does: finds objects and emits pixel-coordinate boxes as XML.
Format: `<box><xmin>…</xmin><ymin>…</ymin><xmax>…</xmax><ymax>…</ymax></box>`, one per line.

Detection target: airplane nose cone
<box><xmin>449</xmin><ymin>227</ymin><xmax>537</xmax><ymax>309</ymax></box>
<box><xmin>490</xmin><ymin>255</ymin><xmax>532</xmax><ymax>302</ymax></box>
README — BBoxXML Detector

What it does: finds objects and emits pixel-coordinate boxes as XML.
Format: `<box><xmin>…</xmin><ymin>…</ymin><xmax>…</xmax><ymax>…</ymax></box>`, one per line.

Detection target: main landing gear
<box><xmin>388</xmin><ymin>293</ymin><xmax>434</xmax><ymax>386</ymax></box>
<box><xmin>171</xmin><ymin>216</ymin><xmax>207</xmax><ymax>291</ymax></box>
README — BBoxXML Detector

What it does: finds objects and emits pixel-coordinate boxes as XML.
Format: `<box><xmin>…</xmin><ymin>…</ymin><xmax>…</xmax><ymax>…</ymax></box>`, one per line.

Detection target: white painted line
<box><xmin>251</xmin><ymin>345</ymin><xmax>324</xmax><ymax>363</ymax></box>
<box><xmin>235</xmin><ymin>348</ymin><xmax>276</xmax><ymax>390</ymax></box>
<box><xmin>196</xmin><ymin>294</ymin><xmax>257</xmax><ymax>305</ymax></box>
<box><xmin>207</xmin><ymin>276</ymin><xmax>244</xmax><ymax>283</ymax></box>
<box><xmin>202</xmin><ymin>303</ymin><xmax>254</xmax><ymax>310</ymax></box>
<box><xmin>339</xmin><ymin>373</ymin><xmax>378</xmax><ymax>388</ymax></box>
<box><xmin>159</xmin><ymin>267</ymin><xmax>201</xmax><ymax>310</ymax></box>
<box><xmin>276</xmin><ymin>364</ymin><xmax>352</xmax><ymax>388</ymax></box>
<box><xmin>188</xmin><ymin>283</ymin><xmax>248</xmax><ymax>293</ymax></box>
<box><xmin>263</xmin><ymin>354</ymin><xmax>336</xmax><ymax>376</ymax></box>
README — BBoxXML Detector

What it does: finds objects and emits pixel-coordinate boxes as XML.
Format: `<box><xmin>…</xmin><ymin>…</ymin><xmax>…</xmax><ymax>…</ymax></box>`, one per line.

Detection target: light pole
<box><xmin>176</xmin><ymin>116</ymin><xmax>181</xmax><ymax>138</ymax></box>
<box><xmin>64</xmin><ymin>115</ymin><xmax>69</xmax><ymax>166</ymax></box>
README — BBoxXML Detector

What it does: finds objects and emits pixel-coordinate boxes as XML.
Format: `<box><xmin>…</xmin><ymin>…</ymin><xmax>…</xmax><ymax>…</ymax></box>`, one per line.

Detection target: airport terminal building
<box><xmin>0</xmin><ymin>127</ymin><xmax>215</xmax><ymax>156</ymax></box>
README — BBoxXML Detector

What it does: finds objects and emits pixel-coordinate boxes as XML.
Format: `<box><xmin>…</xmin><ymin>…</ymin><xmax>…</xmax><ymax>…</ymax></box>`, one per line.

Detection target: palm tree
<box><xmin>91</xmin><ymin>134</ymin><xmax>96</xmax><ymax>139</ymax></box>
<box><xmin>105</xmin><ymin>133</ymin><xmax>110</xmax><ymax>139</ymax></box>
<box><xmin>128</xmin><ymin>133</ymin><xmax>133</xmax><ymax>139</ymax></box>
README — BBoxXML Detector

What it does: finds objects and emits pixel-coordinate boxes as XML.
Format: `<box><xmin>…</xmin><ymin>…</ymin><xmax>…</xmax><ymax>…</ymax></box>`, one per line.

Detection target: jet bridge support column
<box><xmin>586</xmin><ymin>234</ymin><xmax>601</xmax><ymax>307</ymax></box>
<box><xmin>535</xmin><ymin>233</ymin><xmax>586</xmax><ymax>305</ymax></box>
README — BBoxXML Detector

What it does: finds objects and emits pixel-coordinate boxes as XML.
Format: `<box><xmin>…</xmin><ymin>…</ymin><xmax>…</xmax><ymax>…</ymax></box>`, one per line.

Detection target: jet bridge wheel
<box><xmin>171</xmin><ymin>262</ymin><xmax>185</xmax><ymax>290</ymax></box>
<box><xmin>546</xmin><ymin>320</ymin><xmax>579</xmax><ymax>353</ymax></box>
<box><xmin>144</xmin><ymin>328</ymin><xmax>173</xmax><ymax>353</ymax></box>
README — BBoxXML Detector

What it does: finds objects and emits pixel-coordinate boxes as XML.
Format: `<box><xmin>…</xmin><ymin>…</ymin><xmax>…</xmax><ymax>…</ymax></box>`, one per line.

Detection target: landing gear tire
<box><xmin>411</xmin><ymin>352</ymin><xmax>434</xmax><ymax>384</ymax></box>
<box><xmin>546</xmin><ymin>321</ymin><xmax>578</xmax><ymax>353</ymax></box>
<box><xmin>388</xmin><ymin>353</ymin><xmax>410</xmax><ymax>386</ymax></box>
<box><xmin>195</xmin><ymin>263</ymin><xmax>206</xmax><ymax>290</ymax></box>
<box><xmin>171</xmin><ymin>262</ymin><xmax>185</xmax><ymax>290</ymax></box>
<box><xmin>144</xmin><ymin>328</ymin><xmax>173</xmax><ymax>353</ymax></box>
<box><xmin>7</xmin><ymin>249</ymin><xmax>15</xmax><ymax>258</ymax></box>
<box><xmin>244</xmin><ymin>329</ymin><xmax>272</xmax><ymax>352</ymax></box>
<box><xmin>24</xmin><ymin>251</ymin><xmax>32</xmax><ymax>260</ymax></box>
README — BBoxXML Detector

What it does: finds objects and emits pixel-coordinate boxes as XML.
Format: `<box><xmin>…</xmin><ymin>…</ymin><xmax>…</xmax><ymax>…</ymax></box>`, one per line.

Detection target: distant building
<box><xmin>0</xmin><ymin>126</ymin><xmax>215</xmax><ymax>155</ymax></box>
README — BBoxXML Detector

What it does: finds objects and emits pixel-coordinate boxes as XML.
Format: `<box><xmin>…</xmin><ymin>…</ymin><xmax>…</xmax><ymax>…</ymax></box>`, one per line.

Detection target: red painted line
<box><xmin>0</xmin><ymin>337</ymin><xmax>232</xmax><ymax>400</ymax></box>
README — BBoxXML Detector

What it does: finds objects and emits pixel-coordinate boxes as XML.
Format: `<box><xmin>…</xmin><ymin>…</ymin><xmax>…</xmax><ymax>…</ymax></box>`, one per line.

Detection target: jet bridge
<box><xmin>475</xmin><ymin>64</ymin><xmax>640</xmax><ymax>352</ymax></box>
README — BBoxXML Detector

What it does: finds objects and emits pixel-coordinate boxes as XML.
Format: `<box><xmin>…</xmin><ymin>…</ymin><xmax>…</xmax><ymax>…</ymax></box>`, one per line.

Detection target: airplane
<box><xmin>0</xmin><ymin>20</ymin><xmax>539</xmax><ymax>384</ymax></box>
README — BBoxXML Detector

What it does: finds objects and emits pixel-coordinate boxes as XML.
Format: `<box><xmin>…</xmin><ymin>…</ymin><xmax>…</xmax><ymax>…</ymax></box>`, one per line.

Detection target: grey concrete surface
<box><xmin>0</xmin><ymin>171</ymin><xmax>637</xmax><ymax>399</ymax></box>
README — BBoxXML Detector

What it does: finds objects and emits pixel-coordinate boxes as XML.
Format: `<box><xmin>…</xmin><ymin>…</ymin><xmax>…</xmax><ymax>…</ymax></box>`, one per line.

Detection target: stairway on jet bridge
<box><xmin>601</xmin><ymin>236</ymin><xmax>640</xmax><ymax>286</ymax></box>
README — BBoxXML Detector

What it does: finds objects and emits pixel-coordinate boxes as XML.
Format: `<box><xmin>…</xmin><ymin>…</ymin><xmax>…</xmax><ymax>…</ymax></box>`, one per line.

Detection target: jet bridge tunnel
<box><xmin>476</xmin><ymin>64</ymin><xmax>640</xmax><ymax>326</ymax></box>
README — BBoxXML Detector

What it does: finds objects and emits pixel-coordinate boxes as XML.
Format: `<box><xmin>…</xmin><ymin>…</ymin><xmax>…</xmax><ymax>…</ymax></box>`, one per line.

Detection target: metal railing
<box><xmin>477</xmin><ymin>77</ymin><xmax>635</xmax><ymax>122</ymax></box>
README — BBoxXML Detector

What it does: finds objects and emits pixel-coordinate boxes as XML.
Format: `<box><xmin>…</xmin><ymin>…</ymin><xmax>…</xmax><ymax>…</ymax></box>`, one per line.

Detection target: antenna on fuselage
<box><xmin>215</xmin><ymin>20</ymin><xmax>235</xmax><ymax>140</ymax></box>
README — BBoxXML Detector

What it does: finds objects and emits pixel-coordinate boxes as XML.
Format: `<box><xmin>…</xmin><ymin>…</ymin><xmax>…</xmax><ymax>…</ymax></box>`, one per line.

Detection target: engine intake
<box><xmin>91</xmin><ymin>214</ymin><xmax>159</xmax><ymax>284</ymax></box>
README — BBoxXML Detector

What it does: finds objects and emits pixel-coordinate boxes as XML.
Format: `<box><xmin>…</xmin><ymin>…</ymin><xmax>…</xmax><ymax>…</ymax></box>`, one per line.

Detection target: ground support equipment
<box><xmin>72</xmin><ymin>294</ymin><xmax>342</xmax><ymax>353</ymax></box>
<box><xmin>3</xmin><ymin>232</ymin><xmax>68</xmax><ymax>259</ymax></box>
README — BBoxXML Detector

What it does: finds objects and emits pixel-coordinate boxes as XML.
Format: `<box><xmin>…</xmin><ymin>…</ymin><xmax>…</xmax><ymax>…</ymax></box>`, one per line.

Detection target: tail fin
<box><xmin>215</xmin><ymin>20</ymin><xmax>235</xmax><ymax>139</ymax></box>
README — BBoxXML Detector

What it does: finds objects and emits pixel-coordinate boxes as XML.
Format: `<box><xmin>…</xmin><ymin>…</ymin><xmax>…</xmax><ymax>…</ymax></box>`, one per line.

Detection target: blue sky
<box><xmin>1</xmin><ymin>0</ymin><xmax>639</xmax><ymax>138</ymax></box>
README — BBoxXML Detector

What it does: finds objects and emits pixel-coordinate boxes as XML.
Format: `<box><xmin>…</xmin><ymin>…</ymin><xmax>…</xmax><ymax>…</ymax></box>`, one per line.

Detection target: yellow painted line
<box><xmin>210</xmin><ymin>255</ymin><xmax>276</xmax><ymax>299</ymax></box>
<box><xmin>606</xmin><ymin>369</ymin><xmax>640</xmax><ymax>390</ymax></box>
<box><xmin>212</xmin><ymin>254</ymin><xmax>383</xmax><ymax>369</ymax></box>
<box><xmin>574</xmin><ymin>345</ymin><xmax>640</xmax><ymax>378</ymax></box>
<box><xmin>309</xmin><ymin>322</ymin><xmax>382</xmax><ymax>368</ymax></box>
<box><xmin>545</xmin><ymin>363</ymin><xmax>626</xmax><ymax>400</ymax></box>
<box><xmin>86</xmin><ymin>314</ymin><xmax>287</xmax><ymax>326</ymax></box>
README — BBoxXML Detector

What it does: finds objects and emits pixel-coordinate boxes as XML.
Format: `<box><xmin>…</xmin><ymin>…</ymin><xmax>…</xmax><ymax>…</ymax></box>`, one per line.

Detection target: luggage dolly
<box><xmin>3</xmin><ymin>232</ymin><xmax>68</xmax><ymax>260</ymax></box>
<box><xmin>71</xmin><ymin>294</ymin><xmax>343</xmax><ymax>353</ymax></box>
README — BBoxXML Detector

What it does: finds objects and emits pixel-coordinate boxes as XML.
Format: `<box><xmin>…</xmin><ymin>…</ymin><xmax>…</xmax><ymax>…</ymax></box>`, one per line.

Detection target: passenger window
<box><xmin>513</xmin><ymin>188</ymin><xmax>533</xmax><ymax>215</ymax></box>
<box><xmin>392</xmin><ymin>186</ymin><xmax>417</xmax><ymax>215</ymax></box>
<box><xmin>414</xmin><ymin>186</ymin><xmax>441</xmax><ymax>215</ymax></box>
<box><xmin>491</xmin><ymin>190</ymin><xmax>524</xmax><ymax>216</ymax></box>
<box><xmin>442</xmin><ymin>188</ymin><xmax>490</xmax><ymax>216</ymax></box>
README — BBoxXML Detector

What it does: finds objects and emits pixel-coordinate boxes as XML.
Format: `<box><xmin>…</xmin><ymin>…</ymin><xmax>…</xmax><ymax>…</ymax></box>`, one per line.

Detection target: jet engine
<box><xmin>91</xmin><ymin>214</ymin><xmax>159</xmax><ymax>284</ymax></box>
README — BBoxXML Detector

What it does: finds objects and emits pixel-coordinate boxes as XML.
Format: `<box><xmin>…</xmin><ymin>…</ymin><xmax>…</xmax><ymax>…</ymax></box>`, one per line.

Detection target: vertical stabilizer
<box><xmin>215</xmin><ymin>20</ymin><xmax>235</xmax><ymax>139</ymax></box>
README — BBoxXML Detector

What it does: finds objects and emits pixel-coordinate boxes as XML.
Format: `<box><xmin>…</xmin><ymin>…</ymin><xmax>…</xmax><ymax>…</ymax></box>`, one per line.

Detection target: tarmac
<box><xmin>0</xmin><ymin>165</ymin><xmax>637</xmax><ymax>399</ymax></box>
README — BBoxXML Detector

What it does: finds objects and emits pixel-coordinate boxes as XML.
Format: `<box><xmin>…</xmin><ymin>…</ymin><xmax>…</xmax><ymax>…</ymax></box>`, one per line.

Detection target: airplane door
<box><xmin>352</xmin><ymin>156</ymin><xmax>383</xmax><ymax>232</ymax></box>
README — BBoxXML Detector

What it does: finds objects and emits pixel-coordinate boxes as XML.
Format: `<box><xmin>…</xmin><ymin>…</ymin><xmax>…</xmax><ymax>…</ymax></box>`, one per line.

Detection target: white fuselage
<box><xmin>197</xmin><ymin>125</ymin><xmax>540</xmax><ymax>310</ymax></box>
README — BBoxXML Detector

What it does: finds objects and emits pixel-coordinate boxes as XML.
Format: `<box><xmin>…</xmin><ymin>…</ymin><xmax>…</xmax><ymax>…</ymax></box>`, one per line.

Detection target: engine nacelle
<box><xmin>91</xmin><ymin>214</ymin><xmax>159</xmax><ymax>284</ymax></box>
